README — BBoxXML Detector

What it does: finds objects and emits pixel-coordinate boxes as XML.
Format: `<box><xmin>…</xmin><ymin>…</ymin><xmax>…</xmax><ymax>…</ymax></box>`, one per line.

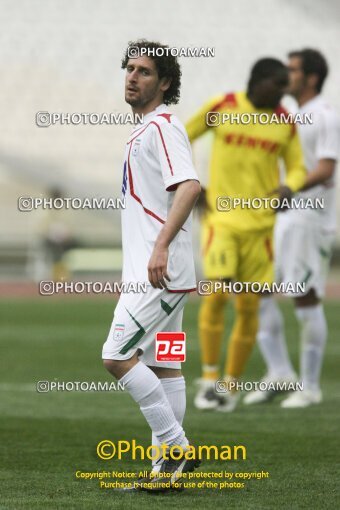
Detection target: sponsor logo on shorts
<box><xmin>155</xmin><ymin>332</ymin><xmax>186</xmax><ymax>362</ymax></box>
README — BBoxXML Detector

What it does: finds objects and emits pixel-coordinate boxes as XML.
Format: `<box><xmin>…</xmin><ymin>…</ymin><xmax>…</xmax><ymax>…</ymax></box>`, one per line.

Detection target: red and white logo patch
<box><xmin>155</xmin><ymin>332</ymin><xmax>186</xmax><ymax>362</ymax></box>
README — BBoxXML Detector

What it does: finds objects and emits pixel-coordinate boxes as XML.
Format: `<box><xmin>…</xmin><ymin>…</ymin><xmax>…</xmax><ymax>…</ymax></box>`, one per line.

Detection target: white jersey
<box><xmin>279</xmin><ymin>95</ymin><xmax>340</xmax><ymax>232</ymax></box>
<box><xmin>120</xmin><ymin>104</ymin><xmax>199</xmax><ymax>292</ymax></box>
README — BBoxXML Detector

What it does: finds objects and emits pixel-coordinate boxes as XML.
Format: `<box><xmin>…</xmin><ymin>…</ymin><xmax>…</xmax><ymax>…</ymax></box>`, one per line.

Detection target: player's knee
<box><xmin>199</xmin><ymin>290</ymin><xmax>227</xmax><ymax>329</ymax></box>
<box><xmin>295</xmin><ymin>288</ymin><xmax>320</xmax><ymax>307</ymax></box>
<box><xmin>200</xmin><ymin>289</ymin><xmax>227</xmax><ymax>312</ymax></box>
<box><xmin>234</xmin><ymin>292</ymin><xmax>260</xmax><ymax>315</ymax></box>
<box><xmin>232</xmin><ymin>293</ymin><xmax>259</xmax><ymax>342</ymax></box>
<box><xmin>103</xmin><ymin>358</ymin><xmax>120</xmax><ymax>375</ymax></box>
<box><xmin>259</xmin><ymin>297</ymin><xmax>283</xmax><ymax>335</ymax></box>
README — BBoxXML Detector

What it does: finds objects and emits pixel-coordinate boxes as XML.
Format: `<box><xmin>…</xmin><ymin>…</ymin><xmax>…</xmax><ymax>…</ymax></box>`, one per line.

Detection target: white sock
<box><xmin>295</xmin><ymin>304</ymin><xmax>327</xmax><ymax>392</ymax></box>
<box><xmin>119</xmin><ymin>362</ymin><xmax>189</xmax><ymax>448</ymax></box>
<box><xmin>151</xmin><ymin>376</ymin><xmax>186</xmax><ymax>472</ymax></box>
<box><xmin>257</xmin><ymin>297</ymin><xmax>295</xmax><ymax>378</ymax></box>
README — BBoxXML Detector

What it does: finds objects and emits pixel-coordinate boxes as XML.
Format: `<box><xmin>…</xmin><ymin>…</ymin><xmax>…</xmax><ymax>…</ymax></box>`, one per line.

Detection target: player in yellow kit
<box><xmin>186</xmin><ymin>58</ymin><xmax>306</xmax><ymax>411</ymax></box>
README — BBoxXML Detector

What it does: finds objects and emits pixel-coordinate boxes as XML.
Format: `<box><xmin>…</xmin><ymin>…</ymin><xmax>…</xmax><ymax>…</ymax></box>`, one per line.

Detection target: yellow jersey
<box><xmin>186</xmin><ymin>91</ymin><xmax>306</xmax><ymax>232</ymax></box>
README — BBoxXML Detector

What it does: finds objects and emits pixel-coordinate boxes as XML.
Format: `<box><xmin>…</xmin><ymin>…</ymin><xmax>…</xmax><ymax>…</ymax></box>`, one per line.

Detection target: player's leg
<box><xmin>218</xmin><ymin>291</ymin><xmax>260</xmax><ymax>411</ymax></box>
<box><xmin>137</xmin><ymin>292</ymin><xmax>201</xmax><ymax>489</ymax></box>
<box><xmin>297</xmin><ymin>292</ymin><xmax>326</xmax><ymax>391</ymax></box>
<box><xmin>244</xmin><ymin>217</ymin><xmax>298</xmax><ymax>404</ymax></box>
<box><xmin>102</xmin><ymin>290</ymin><xmax>189</xmax><ymax>453</ymax></box>
<box><xmin>219</xmin><ymin>229</ymin><xmax>273</xmax><ymax>412</ymax></box>
<box><xmin>257</xmin><ymin>296</ymin><xmax>295</xmax><ymax>378</ymax></box>
<box><xmin>281</xmin><ymin>228</ymin><xmax>334</xmax><ymax>408</ymax></box>
<box><xmin>195</xmin><ymin>287</ymin><xmax>229</xmax><ymax>409</ymax></box>
<box><xmin>281</xmin><ymin>290</ymin><xmax>326</xmax><ymax>408</ymax></box>
<box><xmin>103</xmin><ymin>358</ymin><xmax>189</xmax><ymax>449</ymax></box>
<box><xmin>244</xmin><ymin>296</ymin><xmax>297</xmax><ymax>405</ymax></box>
<box><xmin>143</xmin><ymin>308</ymin><xmax>187</xmax><ymax>474</ymax></box>
<box><xmin>149</xmin><ymin>374</ymin><xmax>186</xmax><ymax>473</ymax></box>
<box><xmin>194</xmin><ymin>223</ymin><xmax>235</xmax><ymax>410</ymax></box>
<box><xmin>199</xmin><ymin>223</ymin><xmax>230</xmax><ymax>382</ymax></box>
<box><xmin>257</xmin><ymin>216</ymin><xmax>295</xmax><ymax>379</ymax></box>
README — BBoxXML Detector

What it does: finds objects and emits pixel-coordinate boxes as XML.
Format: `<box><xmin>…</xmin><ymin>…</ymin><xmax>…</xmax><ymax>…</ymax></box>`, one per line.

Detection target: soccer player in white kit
<box><xmin>102</xmin><ymin>40</ymin><xmax>201</xmax><ymax>488</ymax></box>
<box><xmin>245</xmin><ymin>49</ymin><xmax>340</xmax><ymax>408</ymax></box>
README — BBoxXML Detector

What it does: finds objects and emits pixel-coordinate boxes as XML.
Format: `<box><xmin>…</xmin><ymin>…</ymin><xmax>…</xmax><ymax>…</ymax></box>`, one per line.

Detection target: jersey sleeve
<box><xmin>185</xmin><ymin>95</ymin><xmax>225</xmax><ymax>142</ymax></box>
<box><xmin>152</xmin><ymin>120</ymin><xmax>200</xmax><ymax>191</ymax></box>
<box><xmin>281</xmin><ymin>128</ymin><xmax>307</xmax><ymax>193</ymax></box>
<box><xmin>315</xmin><ymin>110</ymin><xmax>340</xmax><ymax>161</ymax></box>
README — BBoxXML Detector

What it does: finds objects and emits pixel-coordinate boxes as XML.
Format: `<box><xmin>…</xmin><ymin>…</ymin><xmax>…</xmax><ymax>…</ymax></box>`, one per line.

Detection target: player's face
<box><xmin>252</xmin><ymin>69</ymin><xmax>289</xmax><ymax>108</ymax></box>
<box><xmin>125</xmin><ymin>56</ymin><xmax>168</xmax><ymax>109</ymax></box>
<box><xmin>287</xmin><ymin>56</ymin><xmax>306</xmax><ymax>98</ymax></box>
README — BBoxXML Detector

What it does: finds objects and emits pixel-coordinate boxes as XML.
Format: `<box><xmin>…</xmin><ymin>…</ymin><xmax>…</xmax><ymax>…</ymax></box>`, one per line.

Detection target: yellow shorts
<box><xmin>201</xmin><ymin>222</ymin><xmax>274</xmax><ymax>284</ymax></box>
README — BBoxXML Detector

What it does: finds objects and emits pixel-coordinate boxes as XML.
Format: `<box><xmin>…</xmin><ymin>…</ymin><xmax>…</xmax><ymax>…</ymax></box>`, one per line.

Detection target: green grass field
<box><xmin>1</xmin><ymin>297</ymin><xmax>339</xmax><ymax>509</ymax></box>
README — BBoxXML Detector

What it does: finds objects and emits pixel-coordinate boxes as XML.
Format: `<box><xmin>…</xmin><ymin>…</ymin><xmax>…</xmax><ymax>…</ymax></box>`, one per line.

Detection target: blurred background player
<box><xmin>186</xmin><ymin>58</ymin><xmax>306</xmax><ymax>412</ymax></box>
<box><xmin>245</xmin><ymin>49</ymin><xmax>340</xmax><ymax>408</ymax></box>
<box><xmin>28</xmin><ymin>187</ymin><xmax>78</xmax><ymax>281</ymax></box>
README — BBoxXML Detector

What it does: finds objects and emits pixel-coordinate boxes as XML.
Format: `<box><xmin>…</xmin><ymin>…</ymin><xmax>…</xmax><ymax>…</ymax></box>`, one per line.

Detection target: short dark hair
<box><xmin>288</xmin><ymin>48</ymin><xmax>328</xmax><ymax>93</ymax></box>
<box><xmin>247</xmin><ymin>58</ymin><xmax>287</xmax><ymax>92</ymax></box>
<box><xmin>121</xmin><ymin>39</ymin><xmax>182</xmax><ymax>105</ymax></box>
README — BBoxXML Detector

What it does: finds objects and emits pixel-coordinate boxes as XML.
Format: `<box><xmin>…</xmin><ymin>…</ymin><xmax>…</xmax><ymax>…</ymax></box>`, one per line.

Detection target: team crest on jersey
<box><xmin>113</xmin><ymin>324</ymin><xmax>125</xmax><ymax>341</ymax></box>
<box><xmin>132</xmin><ymin>139</ymin><xmax>141</xmax><ymax>157</ymax></box>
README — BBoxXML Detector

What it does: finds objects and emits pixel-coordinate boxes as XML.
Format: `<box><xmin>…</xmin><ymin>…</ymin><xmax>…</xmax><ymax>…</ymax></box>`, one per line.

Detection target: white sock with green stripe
<box><xmin>120</xmin><ymin>362</ymin><xmax>189</xmax><ymax>452</ymax></box>
<box><xmin>257</xmin><ymin>296</ymin><xmax>295</xmax><ymax>378</ymax></box>
<box><xmin>295</xmin><ymin>304</ymin><xmax>327</xmax><ymax>392</ymax></box>
<box><xmin>151</xmin><ymin>376</ymin><xmax>186</xmax><ymax>472</ymax></box>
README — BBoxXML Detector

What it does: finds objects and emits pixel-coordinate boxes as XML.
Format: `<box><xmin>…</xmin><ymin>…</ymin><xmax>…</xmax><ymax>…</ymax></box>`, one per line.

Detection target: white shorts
<box><xmin>275</xmin><ymin>218</ymin><xmax>335</xmax><ymax>298</ymax></box>
<box><xmin>102</xmin><ymin>286</ymin><xmax>189</xmax><ymax>369</ymax></box>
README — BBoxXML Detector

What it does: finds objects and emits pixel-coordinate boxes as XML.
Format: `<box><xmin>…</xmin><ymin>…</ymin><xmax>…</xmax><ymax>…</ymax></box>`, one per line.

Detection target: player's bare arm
<box><xmin>148</xmin><ymin>179</ymin><xmax>201</xmax><ymax>289</ymax></box>
<box><xmin>301</xmin><ymin>158</ymin><xmax>336</xmax><ymax>190</ymax></box>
